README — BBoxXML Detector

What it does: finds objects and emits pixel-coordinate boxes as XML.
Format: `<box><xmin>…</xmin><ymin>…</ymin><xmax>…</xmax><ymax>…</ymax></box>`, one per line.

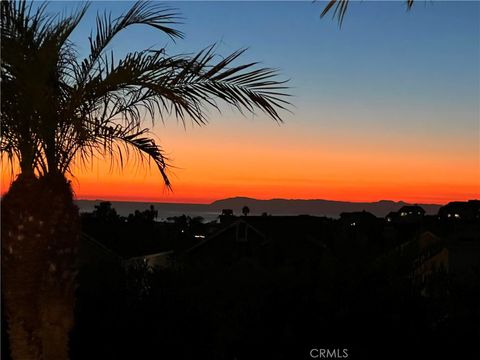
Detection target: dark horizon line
<box><xmin>74</xmin><ymin>196</ymin><xmax>463</xmax><ymax>207</ymax></box>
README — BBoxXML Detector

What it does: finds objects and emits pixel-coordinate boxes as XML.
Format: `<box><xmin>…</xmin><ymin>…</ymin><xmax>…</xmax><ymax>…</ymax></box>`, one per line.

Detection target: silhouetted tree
<box><xmin>127</xmin><ymin>206</ymin><xmax>158</xmax><ymax>224</ymax></box>
<box><xmin>1</xmin><ymin>1</ymin><xmax>290</xmax><ymax>359</ymax></box>
<box><xmin>93</xmin><ymin>202</ymin><xmax>120</xmax><ymax>223</ymax></box>
<box><xmin>242</xmin><ymin>206</ymin><xmax>250</xmax><ymax>216</ymax></box>
<box><xmin>148</xmin><ymin>205</ymin><xmax>158</xmax><ymax>221</ymax></box>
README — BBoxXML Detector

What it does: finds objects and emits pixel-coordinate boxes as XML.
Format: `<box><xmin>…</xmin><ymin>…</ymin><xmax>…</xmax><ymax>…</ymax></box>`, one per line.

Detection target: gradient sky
<box><xmin>2</xmin><ymin>1</ymin><xmax>479</xmax><ymax>204</ymax></box>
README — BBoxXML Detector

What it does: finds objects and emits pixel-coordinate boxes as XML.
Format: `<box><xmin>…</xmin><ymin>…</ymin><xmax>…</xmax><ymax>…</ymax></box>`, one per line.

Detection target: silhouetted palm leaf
<box><xmin>76</xmin><ymin>1</ymin><xmax>183</xmax><ymax>87</ymax></box>
<box><xmin>320</xmin><ymin>0</ymin><xmax>416</xmax><ymax>26</ymax></box>
<box><xmin>68</xmin><ymin>123</ymin><xmax>171</xmax><ymax>188</ymax></box>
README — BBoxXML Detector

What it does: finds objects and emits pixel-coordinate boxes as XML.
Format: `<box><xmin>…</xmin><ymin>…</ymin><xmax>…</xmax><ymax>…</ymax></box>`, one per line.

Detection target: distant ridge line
<box><xmin>210</xmin><ymin>196</ymin><xmax>442</xmax><ymax>207</ymax></box>
<box><xmin>76</xmin><ymin>197</ymin><xmax>446</xmax><ymax>218</ymax></box>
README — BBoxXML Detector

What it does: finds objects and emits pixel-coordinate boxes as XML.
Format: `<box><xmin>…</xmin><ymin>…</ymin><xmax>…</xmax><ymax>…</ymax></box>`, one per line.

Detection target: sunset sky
<box><xmin>2</xmin><ymin>1</ymin><xmax>479</xmax><ymax>204</ymax></box>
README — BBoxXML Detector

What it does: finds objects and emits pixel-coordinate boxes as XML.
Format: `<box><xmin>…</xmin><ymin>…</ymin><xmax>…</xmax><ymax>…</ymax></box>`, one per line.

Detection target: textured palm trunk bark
<box><xmin>2</xmin><ymin>173</ymin><xmax>80</xmax><ymax>360</ymax></box>
<box><xmin>38</xmin><ymin>173</ymin><xmax>80</xmax><ymax>360</ymax></box>
<box><xmin>2</xmin><ymin>174</ymin><xmax>45</xmax><ymax>360</ymax></box>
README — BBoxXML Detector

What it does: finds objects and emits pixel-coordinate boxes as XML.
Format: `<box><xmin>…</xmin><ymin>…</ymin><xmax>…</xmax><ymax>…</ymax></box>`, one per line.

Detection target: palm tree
<box><xmin>320</xmin><ymin>0</ymin><xmax>415</xmax><ymax>26</ymax></box>
<box><xmin>1</xmin><ymin>1</ymin><xmax>290</xmax><ymax>359</ymax></box>
<box><xmin>242</xmin><ymin>206</ymin><xmax>250</xmax><ymax>217</ymax></box>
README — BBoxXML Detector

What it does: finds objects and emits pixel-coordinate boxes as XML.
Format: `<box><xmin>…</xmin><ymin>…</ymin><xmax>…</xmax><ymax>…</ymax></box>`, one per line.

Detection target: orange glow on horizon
<box><xmin>2</xmin><ymin>116</ymin><xmax>479</xmax><ymax>205</ymax></box>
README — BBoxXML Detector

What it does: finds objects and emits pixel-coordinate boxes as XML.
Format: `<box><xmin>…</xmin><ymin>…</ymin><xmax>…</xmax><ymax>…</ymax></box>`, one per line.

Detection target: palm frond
<box><xmin>77</xmin><ymin>1</ymin><xmax>182</xmax><ymax>86</ymax></box>
<box><xmin>73</xmin><ymin>46</ymin><xmax>289</xmax><ymax>129</ymax></box>
<box><xmin>60</xmin><ymin>123</ymin><xmax>171</xmax><ymax>189</ymax></box>
<box><xmin>55</xmin><ymin>45</ymin><xmax>290</xmax><ymax>178</ymax></box>
<box><xmin>1</xmin><ymin>0</ymin><xmax>88</xmax><ymax>175</ymax></box>
<box><xmin>2</xmin><ymin>0</ymin><xmax>291</xmax><ymax>190</ymax></box>
<box><xmin>320</xmin><ymin>0</ymin><xmax>350</xmax><ymax>27</ymax></box>
<box><xmin>320</xmin><ymin>0</ymin><xmax>416</xmax><ymax>26</ymax></box>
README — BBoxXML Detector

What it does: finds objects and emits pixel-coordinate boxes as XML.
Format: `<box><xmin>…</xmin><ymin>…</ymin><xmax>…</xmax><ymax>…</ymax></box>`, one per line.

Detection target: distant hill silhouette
<box><xmin>210</xmin><ymin>197</ymin><xmax>442</xmax><ymax>217</ymax></box>
<box><xmin>76</xmin><ymin>197</ymin><xmax>442</xmax><ymax>219</ymax></box>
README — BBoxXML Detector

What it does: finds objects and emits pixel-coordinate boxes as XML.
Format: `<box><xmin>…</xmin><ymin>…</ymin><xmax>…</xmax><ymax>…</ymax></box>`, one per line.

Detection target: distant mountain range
<box><xmin>210</xmin><ymin>197</ymin><xmax>442</xmax><ymax>218</ymax></box>
<box><xmin>76</xmin><ymin>196</ymin><xmax>443</xmax><ymax>220</ymax></box>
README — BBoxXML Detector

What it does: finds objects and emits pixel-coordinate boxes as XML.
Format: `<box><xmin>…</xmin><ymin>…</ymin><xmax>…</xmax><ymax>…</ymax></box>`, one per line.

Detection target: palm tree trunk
<box><xmin>2</xmin><ymin>173</ymin><xmax>80</xmax><ymax>360</ymax></box>
<box><xmin>2</xmin><ymin>173</ymin><xmax>45</xmax><ymax>360</ymax></box>
<box><xmin>37</xmin><ymin>173</ymin><xmax>80</xmax><ymax>360</ymax></box>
